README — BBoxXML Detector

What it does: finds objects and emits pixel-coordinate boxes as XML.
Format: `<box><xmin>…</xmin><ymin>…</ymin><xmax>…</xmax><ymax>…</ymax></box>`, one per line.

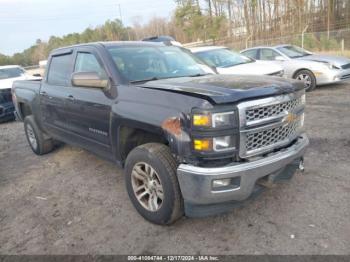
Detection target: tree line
<box><xmin>1</xmin><ymin>0</ymin><xmax>349</xmax><ymax>66</ymax></box>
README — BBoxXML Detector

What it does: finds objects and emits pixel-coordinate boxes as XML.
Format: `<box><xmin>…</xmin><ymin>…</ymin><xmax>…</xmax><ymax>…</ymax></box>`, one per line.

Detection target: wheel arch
<box><xmin>116</xmin><ymin>125</ymin><xmax>169</xmax><ymax>163</ymax></box>
<box><xmin>292</xmin><ymin>68</ymin><xmax>314</xmax><ymax>79</ymax></box>
<box><xmin>18</xmin><ymin>102</ymin><xmax>33</xmax><ymax>118</ymax></box>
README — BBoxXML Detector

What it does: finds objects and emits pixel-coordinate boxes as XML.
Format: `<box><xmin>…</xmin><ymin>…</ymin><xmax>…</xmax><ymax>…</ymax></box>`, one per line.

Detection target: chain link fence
<box><xmin>184</xmin><ymin>28</ymin><xmax>350</xmax><ymax>57</ymax></box>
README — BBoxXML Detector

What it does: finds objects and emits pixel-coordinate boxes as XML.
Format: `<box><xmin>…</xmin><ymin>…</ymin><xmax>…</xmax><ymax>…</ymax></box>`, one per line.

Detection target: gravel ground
<box><xmin>0</xmin><ymin>83</ymin><xmax>349</xmax><ymax>255</ymax></box>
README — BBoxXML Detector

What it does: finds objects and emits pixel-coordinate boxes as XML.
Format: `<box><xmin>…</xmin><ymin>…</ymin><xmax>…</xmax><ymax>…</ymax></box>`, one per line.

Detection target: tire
<box><xmin>24</xmin><ymin>115</ymin><xmax>54</xmax><ymax>155</ymax></box>
<box><xmin>294</xmin><ymin>69</ymin><xmax>317</xmax><ymax>92</ymax></box>
<box><xmin>125</xmin><ymin>143</ymin><xmax>184</xmax><ymax>225</ymax></box>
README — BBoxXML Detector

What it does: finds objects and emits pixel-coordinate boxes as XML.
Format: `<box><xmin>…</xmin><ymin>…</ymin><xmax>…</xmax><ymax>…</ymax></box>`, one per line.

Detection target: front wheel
<box><xmin>294</xmin><ymin>70</ymin><xmax>316</xmax><ymax>92</ymax></box>
<box><xmin>125</xmin><ymin>143</ymin><xmax>184</xmax><ymax>225</ymax></box>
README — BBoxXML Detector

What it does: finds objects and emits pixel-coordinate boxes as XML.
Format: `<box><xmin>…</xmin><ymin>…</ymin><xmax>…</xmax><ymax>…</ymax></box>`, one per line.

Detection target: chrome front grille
<box><xmin>246</xmin><ymin>120</ymin><xmax>301</xmax><ymax>151</ymax></box>
<box><xmin>238</xmin><ymin>91</ymin><xmax>305</xmax><ymax>158</ymax></box>
<box><xmin>246</xmin><ymin>96</ymin><xmax>302</xmax><ymax>123</ymax></box>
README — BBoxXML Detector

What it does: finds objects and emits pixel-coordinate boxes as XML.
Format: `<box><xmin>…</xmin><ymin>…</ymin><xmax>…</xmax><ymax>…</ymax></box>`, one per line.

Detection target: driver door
<box><xmin>64</xmin><ymin>48</ymin><xmax>113</xmax><ymax>155</ymax></box>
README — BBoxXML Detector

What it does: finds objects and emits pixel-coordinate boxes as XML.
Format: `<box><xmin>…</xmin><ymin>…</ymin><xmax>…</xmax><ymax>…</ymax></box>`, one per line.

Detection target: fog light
<box><xmin>213</xmin><ymin>178</ymin><xmax>231</xmax><ymax>188</ymax></box>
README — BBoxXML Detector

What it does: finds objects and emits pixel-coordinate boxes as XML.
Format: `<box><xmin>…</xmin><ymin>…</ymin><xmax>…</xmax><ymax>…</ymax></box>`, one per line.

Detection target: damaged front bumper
<box><xmin>177</xmin><ymin>134</ymin><xmax>309</xmax><ymax>217</ymax></box>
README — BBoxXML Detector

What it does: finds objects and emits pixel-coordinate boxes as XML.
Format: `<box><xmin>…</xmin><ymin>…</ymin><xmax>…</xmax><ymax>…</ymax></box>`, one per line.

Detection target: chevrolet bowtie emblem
<box><xmin>284</xmin><ymin>112</ymin><xmax>298</xmax><ymax>124</ymax></box>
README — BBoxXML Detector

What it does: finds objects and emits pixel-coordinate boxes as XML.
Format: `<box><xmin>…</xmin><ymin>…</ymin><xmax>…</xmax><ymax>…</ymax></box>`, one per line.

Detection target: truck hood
<box><xmin>216</xmin><ymin>61</ymin><xmax>282</xmax><ymax>75</ymax></box>
<box><xmin>137</xmin><ymin>74</ymin><xmax>304</xmax><ymax>104</ymax></box>
<box><xmin>296</xmin><ymin>54</ymin><xmax>350</xmax><ymax>67</ymax></box>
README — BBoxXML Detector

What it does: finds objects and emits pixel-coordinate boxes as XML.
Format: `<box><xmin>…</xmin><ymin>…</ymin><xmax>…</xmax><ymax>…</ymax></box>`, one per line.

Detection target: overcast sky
<box><xmin>0</xmin><ymin>0</ymin><xmax>176</xmax><ymax>55</ymax></box>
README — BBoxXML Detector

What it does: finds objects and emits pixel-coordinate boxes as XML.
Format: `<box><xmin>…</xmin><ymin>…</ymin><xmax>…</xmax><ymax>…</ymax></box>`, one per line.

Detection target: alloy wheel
<box><xmin>131</xmin><ymin>162</ymin><xmax>164</xmax><ymax>212</ymax></box>
<box><xmin>26</xmin><ymin>124</ymin><xmax>38</xmax><ymax>150</ymax></box>
<box><xmin>296</xmin><ymin>73</ymin><xmax>312</xmax><ymax>89</ymax></box>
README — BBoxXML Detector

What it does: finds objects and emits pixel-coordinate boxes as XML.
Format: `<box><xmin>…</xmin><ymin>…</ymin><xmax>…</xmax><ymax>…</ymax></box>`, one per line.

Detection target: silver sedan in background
<box><xmin>241</xmin><ymin>45</ymin><xmax>350</xmax><ymax>91</ymax></box>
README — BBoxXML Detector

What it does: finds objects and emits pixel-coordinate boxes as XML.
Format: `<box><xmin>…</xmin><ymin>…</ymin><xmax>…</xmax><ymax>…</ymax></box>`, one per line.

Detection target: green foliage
<box><xmin>207</xmin><ymin>15</ymin><xmax>227</xmax><ymax>41</ymax></box>
<box><xmin>302</xmin><ymin>34</ymin><xmax>320</xmax><ymax>50</ymax></box>
<box><xmin>174</xmin><ymin>2</ymin><xmax>205</xmax><ymax>40</ymax></box>
<box><xmin>319</xmin><ymin>34</ymin><xmax>341</xmax><ymax>50</ymax></box>
<box><xmin>291</xmin><ymin>33</ymin><xmax>342</xmax><ymax>51</ymax></box>
<box><xmin>174</xmin><ymin>1</ymin><xmax>227</xmax><ymax>41</ymax></box>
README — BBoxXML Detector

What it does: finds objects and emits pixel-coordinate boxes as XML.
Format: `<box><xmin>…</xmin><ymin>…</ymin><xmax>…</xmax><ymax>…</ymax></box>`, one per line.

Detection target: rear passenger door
<box><xmin>40</xmin><ymin>51</ymin><xmax>74</xmax><ymax>138</ymax></box>
<box><xmin>64</xmin><ymin>47</ymin><xmax>112</xmax><ymax>154</ymax></box>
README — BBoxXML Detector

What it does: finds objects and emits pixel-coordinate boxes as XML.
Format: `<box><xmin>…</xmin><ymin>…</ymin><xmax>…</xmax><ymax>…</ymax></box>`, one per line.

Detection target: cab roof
<box><xmin>51</xmin><ymin>41</ymin><xmax>168</xmax><ymax>55</ymax></box>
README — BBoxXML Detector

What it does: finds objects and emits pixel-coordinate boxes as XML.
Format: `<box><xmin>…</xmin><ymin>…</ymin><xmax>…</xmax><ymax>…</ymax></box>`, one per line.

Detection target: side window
<box><xmin>74</xmin><ymin>52</ymin><xmax>107</xmax><ymax>79</ymax></box>
<box><xmin>242</xmin><ymin>49</ymin><xmax>258</xmax><ymax>59</ymax></box>
<box><xmin>47</xmin><ymin>54</ymin><xmax>73</xmax><ymax>86</ymax></box>
<box><xmin>260</xmin><ymin>49</ymin><xmax>280</xmax><ymax>61</ymax></box>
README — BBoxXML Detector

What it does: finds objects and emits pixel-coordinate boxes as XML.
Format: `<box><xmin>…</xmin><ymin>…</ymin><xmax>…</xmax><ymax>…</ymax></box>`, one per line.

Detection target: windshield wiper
<box><xmin>188</xmin><ymin>73</ymin><xmax>210</xmax><ymax>77</ymax></box>
<box><xmin>292</xmin><ymin>54</ymin><xmax>312</xmax><ymax>58</ymax></box>
<box><xmin>219</xmin><ymin>62</ymin><xmax>246</xmax><ymax>68</ymax></box>
<box><xmin>129</xmin><ymin>77</ymin><xmax>159</xmax><ymax>84</ymax></box>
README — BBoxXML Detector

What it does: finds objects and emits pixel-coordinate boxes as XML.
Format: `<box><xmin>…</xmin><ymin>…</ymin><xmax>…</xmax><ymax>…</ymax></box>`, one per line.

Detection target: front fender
<box><xmin>109</xmin><ymin>101</ymin><xmax>192</xmax><ymax>163</ymax></box>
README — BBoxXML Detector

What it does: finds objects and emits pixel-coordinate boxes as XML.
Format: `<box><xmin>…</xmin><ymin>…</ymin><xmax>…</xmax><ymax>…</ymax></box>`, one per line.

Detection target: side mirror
<box><xmin>71</xmin><ymin>72</ymin><xmax>109</xmax><ymax>89</ymax></box>
<box><xmin>275</xmin><ymin>56</ymin><xmax>286</xmax><ymax>61</ymax></box>
<box><xmin>33</xmin><ymin>73</ymin><xmax>42</xmax><ymax>77</ymax></box>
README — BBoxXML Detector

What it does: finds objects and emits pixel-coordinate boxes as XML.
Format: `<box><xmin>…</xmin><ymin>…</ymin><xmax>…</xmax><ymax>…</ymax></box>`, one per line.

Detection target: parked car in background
<box><xmin>241</xmin><ymin>45</ymin><xmax>350</xmax><ymax>91</ymax></box>
<box><xmin>0</xmin><ymin>65</ymin><xmax>40</xmax><ymax>122</ymax></box>
<box><xmin>13</xmin><ymin>41</ymin><xmax>308</xmax><ymax>224</ymax></box>
<box><xmin>190</xmin><ymin>46</ymin><xmax>284</xmax><ymax>77</ymax></box>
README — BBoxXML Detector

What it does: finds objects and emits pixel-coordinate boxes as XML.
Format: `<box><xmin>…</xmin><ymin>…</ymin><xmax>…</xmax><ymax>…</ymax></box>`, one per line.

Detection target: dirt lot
<box><xmin>0</xmin><ymin>83</ymin><xmax>349</xmax><ymax>255</ymax></box>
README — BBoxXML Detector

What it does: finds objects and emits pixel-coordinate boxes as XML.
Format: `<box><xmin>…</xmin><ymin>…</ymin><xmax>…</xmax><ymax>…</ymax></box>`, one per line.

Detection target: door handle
<box><xmin>67</xmin><ymin>95</ymin><xmax>75</xmax><ymax>101</ymax></box>
<box><xmin>40</xmin><ymin>91</ymin><xmax>52</xmax><ymax>99</ymax></box>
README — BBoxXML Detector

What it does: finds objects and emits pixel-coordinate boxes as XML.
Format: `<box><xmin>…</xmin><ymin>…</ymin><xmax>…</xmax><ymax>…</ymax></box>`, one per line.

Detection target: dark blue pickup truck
<box><xmin>12</xmin><ymin>41</ymin><xmax>309</xmax><ymax>224</ymax></box>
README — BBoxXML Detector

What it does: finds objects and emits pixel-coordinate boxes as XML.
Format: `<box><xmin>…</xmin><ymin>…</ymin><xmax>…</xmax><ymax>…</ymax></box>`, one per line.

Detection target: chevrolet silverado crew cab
<box><xmin>12</xmin><ymin>42</ymin><xmax>309</xmax><ymax>225</ymax></box>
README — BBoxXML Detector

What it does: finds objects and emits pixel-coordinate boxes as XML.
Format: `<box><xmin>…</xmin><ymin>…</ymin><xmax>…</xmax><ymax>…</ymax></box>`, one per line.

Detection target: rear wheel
<box><xmin>125</xmin><ymin>143</ymin><xmax>184</xmax><ymax>225</ymax></box>
<box><xmin>294</xmin><ymin>70</ymin><xmax>316</xmax><ymax>92</ymax></box>
<box><xmin>24</xmin><ymin>116</ymin><xmax>54</xmax><ymax>155</ymax></box>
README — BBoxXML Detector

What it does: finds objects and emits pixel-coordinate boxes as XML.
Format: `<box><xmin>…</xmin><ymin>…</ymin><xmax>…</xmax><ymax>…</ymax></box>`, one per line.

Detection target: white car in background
<box><xmin>189</xmin><ymin>46</ymin><xmax>284</xmax><ymax>77</ymax></box>
<box><xmin>0</xmin><ymin>65</ymin><xmax>41</xmax><ymax>90</ymax></box>
<box><xmin>241</xmin><ymin>45</ymin><xmax>350</xmax><ymax>91</ymax></box>
<box><xmin>0</xmin><ymin>65</ymin><xmax>41</xmax><ymax>122</ymax></box>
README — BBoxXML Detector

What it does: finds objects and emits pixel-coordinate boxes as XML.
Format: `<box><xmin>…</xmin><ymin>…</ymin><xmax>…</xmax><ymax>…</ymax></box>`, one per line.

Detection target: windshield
<box><xmin>195</xmin><ymin>48</ymin><xmax>254</xmax><ymax>68</ymax></box>
<box><xmin>0</xmin><ymin>67</ymin><xmax>25</xmax><ymax>80</ymax></box>
<box><xmin>107</xmin><ymin>46</ymin><xmax>212</xmax><ymax>82</ymax></box>
<box><xmin>277</xmin><ymin>45</ymin><xmax>311</xmax><ymax>58</ymax></box>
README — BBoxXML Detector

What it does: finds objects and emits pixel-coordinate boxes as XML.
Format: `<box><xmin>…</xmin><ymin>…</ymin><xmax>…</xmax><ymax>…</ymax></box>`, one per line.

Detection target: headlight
<box><xmin>192</xmin><ymin>111</ymin><xmax>235</xmax><ymax>128</ymax></box>
<box><xmin>193</xmin><ymin>135</ymin><xmax>236</xmax><ymax>152</ymax></box>
<box><xmin>320</xmin><ymin>61</ymin><xmax>340</xmax><ymax>70</ymax></box>
<box><xmin>213</xmin><ymin>135</ymin><xmax>236</xmax><ymax>151</ymax></box>
<box><xmin>330</xmin><ymin>64</ymin><xmax>340</xmax><ymax>70</ymax></box>
<box><xmin>193</xmin><ymin>114</ymin><xmax>211</xmax><ymax>127</ymax></box>
<box><xmin>271</xmin><ymin>70</ymin><xmax>284</xmax><ymax>77</ymax></box>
